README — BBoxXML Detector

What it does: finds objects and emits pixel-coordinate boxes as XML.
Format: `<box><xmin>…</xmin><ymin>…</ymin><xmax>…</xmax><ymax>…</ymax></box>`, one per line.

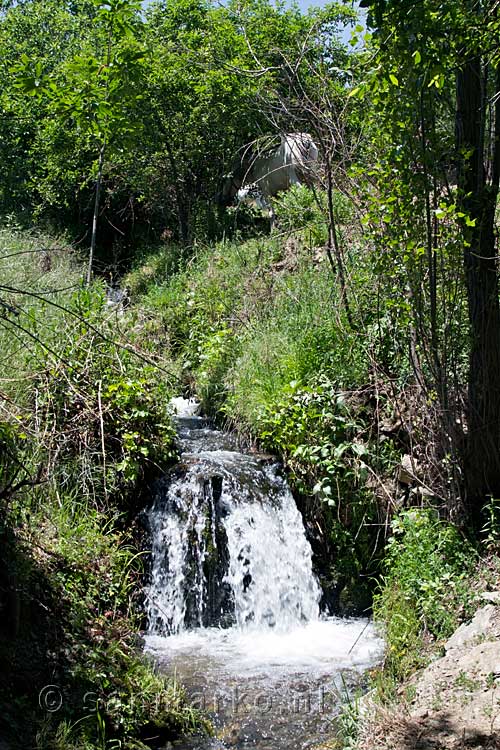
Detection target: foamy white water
<box><xmin>145</xmin><ymin>618</ymin><xmax>383</xmax><ymax>750</ymax></box>
<box><xmin>169</xmin><ymin>396</ymin><xmax>201</xmax><ymax>417</ymax></box>
<box><xmin>146</xmin><ymin>617</ymin><xmax>382</xmax><ymax>677</ymax></box>
<box><xmin>145</xmin><ymin>449</ymin><xmax>322</xmax><ymax>635</ymax></box>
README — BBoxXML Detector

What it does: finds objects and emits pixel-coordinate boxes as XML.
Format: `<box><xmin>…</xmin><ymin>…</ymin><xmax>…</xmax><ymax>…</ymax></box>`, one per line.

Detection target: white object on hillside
<box><xmin>169</xmin><ymin>397</ymin><xmax>201</xmax><ymax>417</ymax></box>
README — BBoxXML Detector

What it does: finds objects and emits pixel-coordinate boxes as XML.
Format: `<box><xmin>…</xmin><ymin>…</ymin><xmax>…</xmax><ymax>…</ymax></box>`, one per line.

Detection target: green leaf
<box><xmin>428</xmin><ymin>72</ymin><xmax>445</xmax><ymax>89</ymax></box>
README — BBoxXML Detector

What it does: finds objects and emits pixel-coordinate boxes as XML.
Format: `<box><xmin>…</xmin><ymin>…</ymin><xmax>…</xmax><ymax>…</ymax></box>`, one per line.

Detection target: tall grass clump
<box><xmin>373</xmin><ymin>509</ymin><xmax>477</xmax><ymax>680</ymax></box>
<box><xmin>225</xmin><ymin>261</ymin><xmax>369</xmax><ymax>428</ymax></box>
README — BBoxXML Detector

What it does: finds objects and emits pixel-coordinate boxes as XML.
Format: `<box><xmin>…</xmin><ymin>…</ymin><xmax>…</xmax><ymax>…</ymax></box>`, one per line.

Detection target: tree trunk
<box><xmin>87</xmin><ymin>141</ymin><xmax>105</xmax><ymax>287</ymax></box>
<box><xmin>457</xmin><ymin>58</ymin><xmax>500</xmax><ymax>512</ymax></box>
<box><xmin>325</xmin><ymin>155</ymin><xmax>352</xmax><ymax>325</ymax></box>
<box><xmin>165</xmin><ymin>141</ymin><xmax>191</xmax><ymax>247</ymax></box>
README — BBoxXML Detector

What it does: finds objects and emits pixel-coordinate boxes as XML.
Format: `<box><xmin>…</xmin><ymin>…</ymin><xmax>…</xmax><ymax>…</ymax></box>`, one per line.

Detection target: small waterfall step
<box><xmin>145</xmin><ymin>398</ymin><xmax>320</xmax><ymax>635</ymax></box>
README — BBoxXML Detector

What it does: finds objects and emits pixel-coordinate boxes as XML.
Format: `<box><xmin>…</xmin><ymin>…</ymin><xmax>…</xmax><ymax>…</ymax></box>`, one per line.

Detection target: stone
<box><xmin>396</xmin><ymin>454</ymin><xmax>420</xmax><ymax>485</ymax></box>
<box><xmin>445</xmin><ymin>605</ymin><xmax>498</xmax><ymax>652</ymax></box>
<box><xmin>479</xmin><ymin>591</ymin><xmax>500</xmax><ymax>605</ymax></box>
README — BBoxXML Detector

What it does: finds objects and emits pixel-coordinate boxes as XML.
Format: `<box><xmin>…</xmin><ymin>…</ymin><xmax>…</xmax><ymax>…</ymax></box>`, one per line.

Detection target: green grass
<box><xmin>373</xmin><ymin>509</ymin><xmax>477</xmax><ymax>681</ymax></box>
<box><xmin>0</xmin><ymin>227</ymin><xmax>207</xmax><ymax>750</ymax></box>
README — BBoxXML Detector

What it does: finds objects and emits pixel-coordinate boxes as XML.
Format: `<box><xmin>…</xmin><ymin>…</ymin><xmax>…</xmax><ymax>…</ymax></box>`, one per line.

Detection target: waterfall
<box><xmin>144</xmin><ymin>402</ymin><xmax>384</xmax><ymax>750</ymax></box>
<box><xmin>145</xmin><ymin>402</ymin><xmax>321</xmax><ymax>636</ymax></box>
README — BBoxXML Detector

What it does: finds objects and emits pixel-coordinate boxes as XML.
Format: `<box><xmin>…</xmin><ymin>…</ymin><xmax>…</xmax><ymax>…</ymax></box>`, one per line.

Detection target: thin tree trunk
<box><xmin>457</xmin><ymin>57</ymin><xmax>500</xmax><ymax>512</ymax></box>
<box><xmin>87</xmin><ymin>26</ymin><xmax>112</xmax><ymax>287</ymax></box>
<box><xmin>325</xmin><ymin>155</ymin><xmax>352</xmax><ymax>325</ymax></box>
<box><xmin>87</xmin><ymin>140</ymin><xmax>106</xmax><ymax>286</ymax></box>
<box><xmin>165</xmin><ymin>140</ymin><xmax>190</xmax><ymax>246</ymax></box>
<box><xmin>420</xmin><ymin>88</ymin><xmax>440</xmax><ymax>383</ymax></box>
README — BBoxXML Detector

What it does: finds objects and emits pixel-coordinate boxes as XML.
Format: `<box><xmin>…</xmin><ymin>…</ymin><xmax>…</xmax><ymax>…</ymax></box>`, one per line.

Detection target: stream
<box><xmin>144</xmin><ymin>398</ymin><xmax>383</xmax><ymax>749</ymax></box>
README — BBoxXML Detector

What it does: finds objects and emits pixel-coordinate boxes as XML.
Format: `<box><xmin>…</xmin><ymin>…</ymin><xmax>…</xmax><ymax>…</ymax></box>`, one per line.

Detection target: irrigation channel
<box><xmin>144</xmin><ymin>398</ymin><xmax>383</xmax><ymax>749</ymax></box>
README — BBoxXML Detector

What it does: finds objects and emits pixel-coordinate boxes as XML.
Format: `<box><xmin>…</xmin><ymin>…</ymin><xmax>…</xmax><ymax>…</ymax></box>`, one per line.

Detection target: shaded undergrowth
<box><xmin>0</xmin><ymin>227</ymin><xmax>207</xmax><ymax>749</ymax></box>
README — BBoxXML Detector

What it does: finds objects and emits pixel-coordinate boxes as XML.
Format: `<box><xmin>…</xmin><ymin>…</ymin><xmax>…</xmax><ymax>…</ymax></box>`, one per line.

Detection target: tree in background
<box><xmin>59</xmin><ymin>0</ymin><xmax>146</xmax><ymax>283</ymax></box>
<box><xmin>0</xmin><ymin>0</ymin><xmax>86</xmax><ymax>215</ymax></box>
<box><xmin>6</xmin><ymin>0</ymin><xmax>146</xmax><ymax>278</ymax></box>
<box><xmin>1</xmin><ymin>0</ymin><xmax>356</xmax><ymax>256</ymax></box>
<box><xmin>358</xmin><ymin>0</ymin><xmax>500</xmax><ymax>518</ymax></box>
<box><xmin>237</xmin><ymin>0</ymin><xmax>357</xmax><ymax>313</ymax></box>
<box><xmin>142</xmin><ymin>0</ymin><xmax>265</xmax><ymax>245</ymax></box>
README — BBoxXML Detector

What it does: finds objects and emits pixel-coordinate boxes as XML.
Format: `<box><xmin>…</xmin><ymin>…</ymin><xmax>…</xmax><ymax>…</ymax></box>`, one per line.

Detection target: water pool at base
<box><xmin>146</xmin><ymin>619</ymin><xmax>382</xmax><ymax>749</ymax></box>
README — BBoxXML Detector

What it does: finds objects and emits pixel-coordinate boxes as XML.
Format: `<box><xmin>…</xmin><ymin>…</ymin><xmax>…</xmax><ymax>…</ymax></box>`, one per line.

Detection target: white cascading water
<box><xmin>145</xmin><ymin>450</ymin><xmax>321</xmax><ymax>635</ymax></box>
<box><xmin>145</xmin><ymin>399</ymin><xmax>384</xmax><ymax>750</ymax></box>
<box><xmin>223</xmin><ymin>481</ymin><xmax>320</xmax><ymax>630</ymax></box>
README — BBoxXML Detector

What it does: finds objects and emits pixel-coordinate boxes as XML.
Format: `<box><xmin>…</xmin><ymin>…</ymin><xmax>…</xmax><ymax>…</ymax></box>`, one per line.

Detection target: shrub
<box><xmin>238</xmin><ymin>377</ymin><xmax>391</xmax><ymax>595</ymax></box>
<box><xmin>272</xmin><ymin>185</ymin><xmax>356</xmax><ymax>245</ymax></box>
<box><xmin>373</xmin><ymin>509</ymin><xmax>477</xmax><ymax>679</ymax></box>
<box><xmin>272</xmin><ymin>184</ymin><xmax>328</xmax><ymax>244</ymax></box>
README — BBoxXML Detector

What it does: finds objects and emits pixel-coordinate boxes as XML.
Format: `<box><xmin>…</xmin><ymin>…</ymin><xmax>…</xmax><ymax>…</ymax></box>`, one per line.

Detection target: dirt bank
<box><xmin>359</xmin><ymin>598</ymin><xmax>500</xmax><ymax>749</ymax></box>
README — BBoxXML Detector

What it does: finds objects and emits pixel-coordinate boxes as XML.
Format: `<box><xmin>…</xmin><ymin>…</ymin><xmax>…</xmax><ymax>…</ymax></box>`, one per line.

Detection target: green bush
<box><xmin>0</xmin><ymin>249</ymin><xmax>179</xmax><ymax>507</ymax></box>
<box><xmin>31</xmin><ymin>500</ymin><xmax>205</xmax><ymax>749</ymax></box>
<box><xmin>124</xmin><ymin>243</ymin><xmax>185</xmax><ymax>299</ymax></box>
<box><xmin>374</xmin><ymin>509</ymin><xmax>477</xmax><ymax>679</ymax></box>
<box><xmin>237</xmin><ymin>376</ymin><xmax>391</xmax><ymax>592</ymax></box>
<box><xmin>225</xmin><ymin>262</ymin><xmax>368</xmax><ymax>427</ymax></box>
<box><xmin>272</xmin><ymin>184</ymin><xmax>328</xmax><ymax>244</ymax></box>
<box><xmin>141</xmin><ymin>236</ymin><xmax>283</xmax><ymax>403</ymax></box>
<box><xmin>272</xmin><ymin>185</ymin><xmax>357</xmax><ymax>245</ymax></box>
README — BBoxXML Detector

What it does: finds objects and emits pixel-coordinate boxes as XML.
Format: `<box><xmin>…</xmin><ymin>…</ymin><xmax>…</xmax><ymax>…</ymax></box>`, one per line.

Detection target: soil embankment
<box><xmin>360</xmin><ymin>599</ymin><xmax>500</xmax><ymax>749</ymax></box>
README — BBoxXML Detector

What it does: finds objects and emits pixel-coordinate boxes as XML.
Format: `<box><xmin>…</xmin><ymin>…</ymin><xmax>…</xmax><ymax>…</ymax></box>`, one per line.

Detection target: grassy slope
<box><xmin>124</xmin><ymin>206</ymin><xmax>398</xmax><ymax>612</ymax></box>
<box><xmin>123</xmin><ymin>199</ymin><xmax>500</xmax><ymax>747</ymax></box>
<box><xmin>0</xmin><ymin>228</ymin><xmax>206</xmax><ymax>749</ymax></box>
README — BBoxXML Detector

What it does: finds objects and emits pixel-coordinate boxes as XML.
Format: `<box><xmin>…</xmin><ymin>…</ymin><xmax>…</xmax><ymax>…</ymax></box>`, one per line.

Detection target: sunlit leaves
<box><xmin>427</xmin><ymin>70</ymin><xmax>445</xmax><ymax>89</ymax></box>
